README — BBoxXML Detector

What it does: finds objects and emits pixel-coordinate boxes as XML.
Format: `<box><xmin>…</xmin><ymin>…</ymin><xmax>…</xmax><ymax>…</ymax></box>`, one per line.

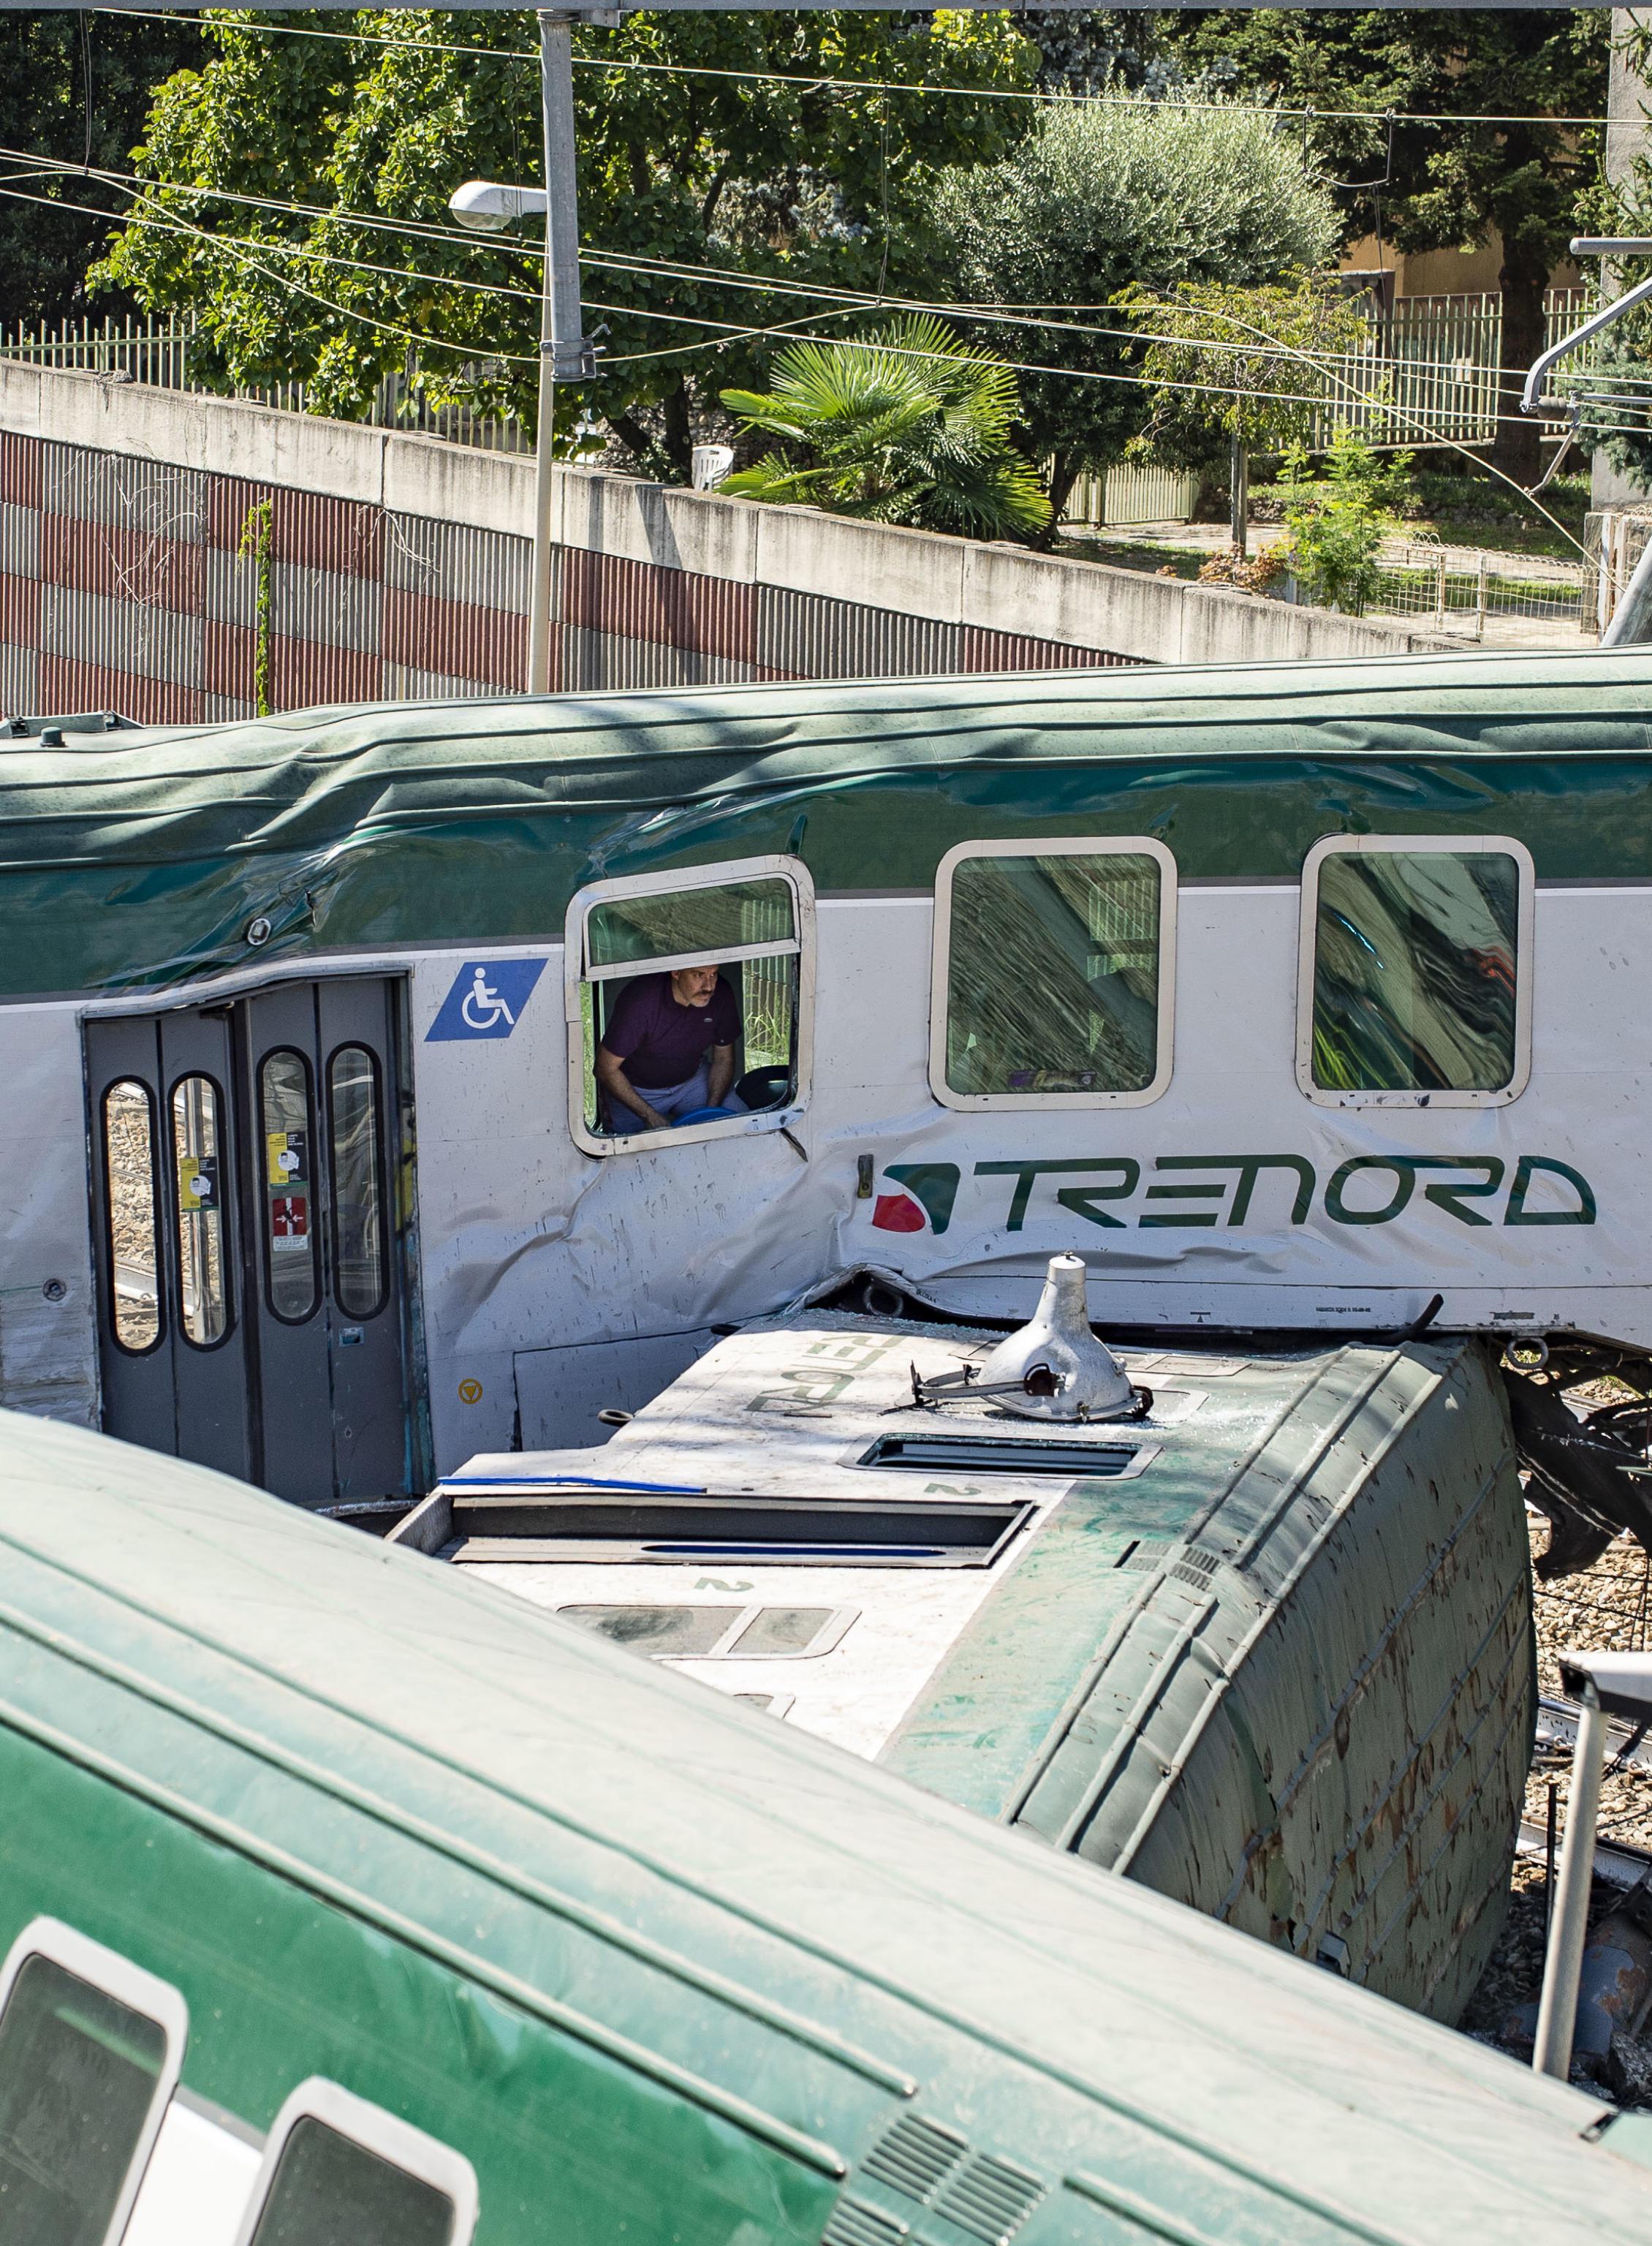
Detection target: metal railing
<box><xmin>0</xmin><ymin>310</ymin><xmax>528</xmax><ymax>453</ymax></box>
<box><xmin>1066</xmin><ymin>461</ymin><xmax>1200</xmax><ymax>529</ymax></box>
<box><xmin>1358</xmin><ymin>537</ymin><xmax>1585</xmax><ymax>634</ymax></box>
<box><xmin>1311</xmin><ymin>287</ymin><xmax>1593</xmax><ymax>450</ymax></box>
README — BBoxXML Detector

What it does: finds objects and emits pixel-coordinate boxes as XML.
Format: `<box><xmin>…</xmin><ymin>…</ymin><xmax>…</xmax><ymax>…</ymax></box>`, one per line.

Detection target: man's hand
<box><xmin>642</xmin><ymin>1107</ymin><xmax>670</xmax><ymax>1131</ymax></box>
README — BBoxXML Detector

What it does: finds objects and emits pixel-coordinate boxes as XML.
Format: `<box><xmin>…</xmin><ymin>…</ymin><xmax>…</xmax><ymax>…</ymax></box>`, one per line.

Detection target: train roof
<box><xmin>4</xmin><ymin>644</ymin><xmax>1652</xmax><ymax>998</ymax></box>
<box><xmin>4</xmin><ymin>1403</ymin><xmax>1652</xmax><ymax>2240</ymax></box>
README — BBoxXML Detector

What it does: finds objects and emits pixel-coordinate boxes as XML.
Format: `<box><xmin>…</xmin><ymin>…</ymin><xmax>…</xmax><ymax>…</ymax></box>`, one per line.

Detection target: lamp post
<box><xmin>450</xmin><ymin>10</ymin><xmax>602</xmax><ymax>695</ymax></box>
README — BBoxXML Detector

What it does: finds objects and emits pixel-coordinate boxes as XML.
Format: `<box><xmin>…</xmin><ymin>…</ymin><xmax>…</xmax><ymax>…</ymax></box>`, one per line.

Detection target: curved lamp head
<box><xmin>449</xmin><ymin>180</ymin><xmax>550</xmax><ymax>234</ymax></box>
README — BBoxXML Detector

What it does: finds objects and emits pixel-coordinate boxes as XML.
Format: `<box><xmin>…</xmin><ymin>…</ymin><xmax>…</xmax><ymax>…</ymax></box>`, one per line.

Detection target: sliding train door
<box><xmin>86</xmin><ymin>978</ymin><xmax>415</xmax><ymax>1507</ymax></box>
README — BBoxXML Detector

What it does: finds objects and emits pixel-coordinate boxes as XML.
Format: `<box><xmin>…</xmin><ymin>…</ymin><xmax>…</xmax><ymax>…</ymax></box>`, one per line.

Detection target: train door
<box><xmin>86</xmin><ymin>978</ymin><xmax>416</xmax><ymax>1507</ymax></box>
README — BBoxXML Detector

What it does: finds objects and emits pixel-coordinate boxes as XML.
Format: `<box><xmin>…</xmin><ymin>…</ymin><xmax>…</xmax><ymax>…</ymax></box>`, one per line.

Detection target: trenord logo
<box><xmin>872</xmin><ymin>1154</ymin><xmax>1596</xmax><ymax>1239</ymax></box>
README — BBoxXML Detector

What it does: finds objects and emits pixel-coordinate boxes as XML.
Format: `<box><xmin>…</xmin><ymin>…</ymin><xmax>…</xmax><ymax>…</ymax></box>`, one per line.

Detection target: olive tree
<box><xmin>926</xmin><ymin>94</ymin><xmax>1341</xmax><ymax>529</ymax></box>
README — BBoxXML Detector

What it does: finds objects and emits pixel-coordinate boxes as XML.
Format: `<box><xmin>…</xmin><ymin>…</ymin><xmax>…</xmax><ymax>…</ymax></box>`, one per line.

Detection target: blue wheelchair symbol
<box><xmin>426</xmin><ymin>958</ymin><xmax>547</xmax><ymax>1042</ymax></box>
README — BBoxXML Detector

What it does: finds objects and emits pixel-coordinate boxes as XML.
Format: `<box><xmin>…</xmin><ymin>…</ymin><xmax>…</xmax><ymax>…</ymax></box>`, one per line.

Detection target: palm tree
<box><xmin>719</xmin><ymin>314</ymin><xmax>1051</xmax><ymax>540</ymax></box>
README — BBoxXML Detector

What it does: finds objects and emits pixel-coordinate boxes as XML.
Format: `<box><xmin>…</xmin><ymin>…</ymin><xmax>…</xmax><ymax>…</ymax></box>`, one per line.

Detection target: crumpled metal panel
<box><xmin>2</xmin><ymin>645</ymin><xmax>1652</xmax><ymax>997</ymax></box>
<box><xmin>887</xmin><ymin>1335</ymin><xmax>1531</xmax><ymax>2024</ymax></box>
<box><xmin>1</xmin><ymin>1401</ymin><xmax>1649</xmax><ymax>2245</ymax></box>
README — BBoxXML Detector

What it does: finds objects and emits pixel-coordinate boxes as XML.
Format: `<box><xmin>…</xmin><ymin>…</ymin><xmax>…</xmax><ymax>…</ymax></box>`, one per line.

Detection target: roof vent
<box><xmin>824</xmin><ymin>2198</ymin><xmax>909</xmax><ymax>2246</ymax></box>
<box><xmin>863</xmin><ymin>2116</ymin><xmax>967</xmax><ymax>2203</ymax></box>
<box><xmin>974</xmin><ymin>1255</ymin><xmax>1141</xmax><ymax>1423</ymax></box>
<box><xmin>931</xmin><ymin>2157</ymin><xmax>1045</xmax><ymax>2246</ymax></box>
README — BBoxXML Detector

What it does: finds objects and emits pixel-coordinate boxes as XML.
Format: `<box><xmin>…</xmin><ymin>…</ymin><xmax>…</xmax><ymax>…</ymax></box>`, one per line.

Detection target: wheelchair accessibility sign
<box><xmin>426</xmin><ymin>958</ymin><xmax>547</xmax><ymax>1042</ymax></box>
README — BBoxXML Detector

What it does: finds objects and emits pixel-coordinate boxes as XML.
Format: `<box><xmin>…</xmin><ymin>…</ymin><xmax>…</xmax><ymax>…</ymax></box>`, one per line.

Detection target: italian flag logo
<box><xmin>871</xmin><ymin>1163</ymin><xmax>960</xmax><ymax>1238</ymax></box>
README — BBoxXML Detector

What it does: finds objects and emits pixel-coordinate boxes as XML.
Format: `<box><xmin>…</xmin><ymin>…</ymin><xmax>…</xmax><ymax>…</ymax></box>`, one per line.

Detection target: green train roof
<box><xmin>4</xmin><ymin>646</ymin><xmax>1652</xmax><ymax>998</ymax></box>
<box><xmin>2</xmin><ymin>1403</ymin><xmax>1651</xmax><ymax>2244</ymax></box>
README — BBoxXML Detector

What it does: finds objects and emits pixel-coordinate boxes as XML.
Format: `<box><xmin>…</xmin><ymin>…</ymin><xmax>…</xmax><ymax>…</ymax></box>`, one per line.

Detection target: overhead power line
<box><xmin>91</xmin><ymin>8</ymin><xmax>1610</xmax><ymax>132</ymax></box>
<box><xmin>1</xmin><ymin>143</ymin><xmax>1604</xmax><ymax>412</ymax></box>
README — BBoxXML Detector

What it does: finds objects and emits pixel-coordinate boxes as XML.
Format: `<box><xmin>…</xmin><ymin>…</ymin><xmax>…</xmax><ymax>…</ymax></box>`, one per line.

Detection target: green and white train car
<box><xmin>3</xmin><ymin>645</ymin><xmax>1649</xmax><ymax>1505</ymax></box>
<box><xmin>3</xmin><ymin>1404</ymin><xmax>1652</xmax><ymax>2246</ymax></box>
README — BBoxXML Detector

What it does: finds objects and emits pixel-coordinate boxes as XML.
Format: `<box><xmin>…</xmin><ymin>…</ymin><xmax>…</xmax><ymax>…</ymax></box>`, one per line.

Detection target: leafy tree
<box><xmin>93</xmin><ymin>7</ymin><xmax>1037</xmax><ymax>477</ymax></box>
<box><xmin>719</xmin><ymin>314</ymin><xmax>1051</xmax><ymax>537</ymax></box>
<box><xmin>0</xmin><ymin>11</ymin><xmax>202</xmax><ymax>329</ymax></box>
<box><xmin>1274</xmin><ymin>426</ymin><xmax>1411</xmax><ymax>612</ymax></box>
<box><xmin>925</xmin><ymin>93</ymin><xmax>1338</xmax><ymax>532</ymax></box>
<box><xmin>1121</xmin><ymin>276</ymin><xmax>1373</xmax><ymax>469</ymax></box>
<box><xmin>1156</xmin><ymin>10</ymin><xmax>1612</xmax><ymax>486</ymax></box>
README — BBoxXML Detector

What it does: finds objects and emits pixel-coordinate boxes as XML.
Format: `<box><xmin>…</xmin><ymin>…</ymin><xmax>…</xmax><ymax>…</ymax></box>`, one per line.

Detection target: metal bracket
<box><xmin>1521</xmin><ymin>236</ymin><xmax>1652</xmax><ymax>418</ymax></box>
<box><xmin>542</xmin><ymin>337</ymin><xmax>600</xmax><ymax>382</ymax></box>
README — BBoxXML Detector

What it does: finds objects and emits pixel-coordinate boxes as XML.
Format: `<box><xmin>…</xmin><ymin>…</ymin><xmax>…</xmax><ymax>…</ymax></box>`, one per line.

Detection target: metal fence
<box><xmin>1066</xmin><ymin>461</ymin><xmax>1200</xmax><ymax>529</ymax></box>
<box><xmin>0</xmin><ymin>311</ymin><xmax>529</xmax><ymax>453</ymax></box>
<box><xmin>6</xmin><ymin>289</ymin><xmax>1599</xmax><ymax>480</ymax></box>
<box><xmin>1311</xmin><ymin>287</ymin><xmax>1592</xmax><ymax>450</ymax></box>
<box><xmin>1358</xmin><ymin>537</ymin><xmax>1585</xmax><ymax>635</ymax></box>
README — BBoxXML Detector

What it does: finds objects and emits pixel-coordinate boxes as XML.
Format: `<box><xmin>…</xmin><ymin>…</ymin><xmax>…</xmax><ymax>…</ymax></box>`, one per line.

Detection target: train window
<box><xmin>931</xmin><ymin>839</ymin><xmax>1175</xmax><ymax>1110</ymax></box>
<box><xmin>235</xmin><ymin>2079</ymin><xmax>477</xmax><ymax>2246</ymax></box>
<box><xmin>102</xmin><ymin>1078</ymin><xmax>163</xmax><ymax>1353</ymax></box>
<box><xmin>327</xmin><ymin>1047</ymin><xmax>388</xmax><ymax>1320</ymax></box>
<box><xmin>260</xmin><ymin>1050</ymin><xmax>319</xmax><ymax>1323</ymax></box>
<box><xmin>556</xmin><ymin>1603</ymin><xmax>853</xmax><ymax>1660</ymax></box>
<box><xmin>1298</xmin><ymin>836</ymin><xmax>1534</xmax><ymax>1107</ymax></box>
<box><xmin>170</xmin><ymin>1074</ymin><xmax>230</xmax><ymax>1347</ymax></box>
<box><xmin>0</xmin><ymin>1916</ymin><xmax>186</xmax><ymax>2246</ymax></box>
<box><xmin>564</xmin><ymin>857</ymin><xmax>815</xmax><ymax>1158</ymax></box>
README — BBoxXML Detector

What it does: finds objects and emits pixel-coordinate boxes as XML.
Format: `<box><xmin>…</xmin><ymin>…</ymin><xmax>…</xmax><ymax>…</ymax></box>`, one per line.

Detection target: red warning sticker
<box><xmin>270</xmin><ymin>1194</ymin><xmax>309</xmax><ymax>1248</ymax></box>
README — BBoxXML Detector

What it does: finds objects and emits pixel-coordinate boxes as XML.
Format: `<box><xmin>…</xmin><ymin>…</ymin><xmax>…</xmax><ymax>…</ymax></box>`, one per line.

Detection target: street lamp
<box><xmin>450</xmin><ymin>10</ymin><xmax>603</xmax><ymax>696</ymax></box>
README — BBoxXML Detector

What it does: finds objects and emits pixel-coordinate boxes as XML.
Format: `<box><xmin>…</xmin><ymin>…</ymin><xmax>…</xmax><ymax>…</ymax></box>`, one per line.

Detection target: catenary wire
<box><xmin>2</xmin><ymin>143</ymin><xmax>1613</xmax><ymax>410</ymax></box>
<box><xmin>9</xmin><ymin>170</ymin><xmax>1562</xmax><ymax>436</ymax></box>
<box><xmin>3</xmin><ymin>168</ymin><xmax>1638</xmax><ymax>507</ymax></box>
<box><xmin>90</xmin><ymin>10</ymin><xmax>1615</xmax><ymax>130</ymax></box>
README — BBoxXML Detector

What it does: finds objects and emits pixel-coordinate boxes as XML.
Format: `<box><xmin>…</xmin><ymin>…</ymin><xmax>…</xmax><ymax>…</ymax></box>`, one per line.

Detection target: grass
<box><xmin>1249</xmin><ymin>458</ymin><xmax>1591</xmax><ymax>564</ymax></box>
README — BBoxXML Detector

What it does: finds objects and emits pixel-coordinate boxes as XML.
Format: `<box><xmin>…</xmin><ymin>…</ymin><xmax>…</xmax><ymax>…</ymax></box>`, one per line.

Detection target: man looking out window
<box><xmin>596</xmin><ymin>965</ymin><xmax>744</xmax><ymax>1134</ymax></box>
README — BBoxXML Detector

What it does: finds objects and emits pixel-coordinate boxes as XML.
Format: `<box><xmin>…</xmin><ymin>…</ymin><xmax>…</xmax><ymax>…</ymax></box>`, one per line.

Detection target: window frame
<box><xmin>1295</xmin><ymin>832</ymin><xmax>1535</xmax><ymax>1111</ymax></box>
<box><xmin>0</xmin><ymin>1914</ymin><xmax>189</xmax><ymax>2246</ymax></box>
<box><xmin>928</xmin><ymin>836</ymin><xmax>1178</xmax><ymax>1113</ymax></box>
<box><xmin>325</xmin><ymin>1041</ymin><xmax>392</xmax><ymax>1320</ymax></box>
<box><xmin>230</xmin><ymin>2076</ymin><xmax>479</xmax><ymax>2246</ymax></box>
<box><xmin>165</xmin><ymin>1068</ymin><xmax>235</xmax><ymax>1351</ymax></box>
<box><xmin>564</xmin><ymin>855</ymin><xmax>816</xmax><ymax>1160</ymax></box>
<box><xmin>101</xmin><ymin>1077</ymin><xmax>166</xmax><ymax>1358</ymax></box>
<box><xmin>258</xmin><ymin>1046</ymin><xmax>321</xmax><ymax>1327</ymax></box>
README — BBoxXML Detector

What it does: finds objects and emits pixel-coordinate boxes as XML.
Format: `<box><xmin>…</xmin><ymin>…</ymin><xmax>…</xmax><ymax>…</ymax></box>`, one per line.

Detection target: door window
<box><xmin>102</xmin><ymin>1079</ymin><xmax>162</xmax><ymax>1353</ymax></box>
<box><xmin>566</xmin><ymin>858</ymin><xmax>814</xmax><ymax>1155</ymax></box>
<box><xmin>1298</xmin><ymin>836</ymin><xmax>1533</xmax><ymax>1105</ymax></box>
<box><xmin>259</xmin><ymin>1051</ymin><xmax>319</xmax><ymax>1323</ymax></box>
<box><xmin>170</xmin><ymin>1075</ymin><xmax>230</xmax><ymax>1346</ymax></box>
<box><xmin>931</xmin><ymin>840</ymin><xmax>1175</xmax><ymax>1109</ymax></box>
<box><xmin>239</xmin><ymin>2081</ymin><xmax>477</xmax><ymax>2246</ymax></box>
<box><xmin>327</xmin><ymin>1047</ymin><xmax>387</xmax><ymax>1320</ymax></box>
<box><xmin>0</xmin><ymin>1918</ymin><xmax>186</xmax><ymax>2246</ymax></box>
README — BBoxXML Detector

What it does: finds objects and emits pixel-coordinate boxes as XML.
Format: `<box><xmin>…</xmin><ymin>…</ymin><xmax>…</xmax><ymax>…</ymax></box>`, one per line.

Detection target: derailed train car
<box><xmin>3</xmin><ymin>1405</ymin><xmax>1652</xmax><ymax>2246</ymax></box>
<box><xmin>6</xmin><ymin>644</ymin><xmax>1652</xmax><ymax>2024</ymax></box>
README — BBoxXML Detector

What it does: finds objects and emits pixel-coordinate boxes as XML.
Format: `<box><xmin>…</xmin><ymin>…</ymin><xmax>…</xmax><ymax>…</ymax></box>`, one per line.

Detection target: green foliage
<box><xmin>1156</xmin><ymin>12</ymin><xmax>1610</xmax><ymax>478</ymax></box>
<box><xmin>1275</xmin><ymin>428</ymin><xmax>1411</xmax><ymax>613</ymax></box>
<box><xmin>1120</xmin><ymin>277</ymin><xmax>1373</xmax><ymax>471</ymax></box>
<box><xmin>0</xmin><ymin>12</ymin><xmax>202</xmax><ymax>327</ymax></box>
<box><xmin>925</xmin><ymin>93</ymin><xmax>1339</xmax><ymax>521</ymax></box>
<box><xmin>719</xmin><ymin>314</ymin><xmax>1051</xmax><ymax>538</ymax></box>
<box><xmin>237</xmin><ymin>500</ymin><xmax>274</xmax><ymax>717</ymax></box>
<box><xmin>91</xmin><ymin>7</ymin><xmax>1037</xmax><ymax>474</ymax></box>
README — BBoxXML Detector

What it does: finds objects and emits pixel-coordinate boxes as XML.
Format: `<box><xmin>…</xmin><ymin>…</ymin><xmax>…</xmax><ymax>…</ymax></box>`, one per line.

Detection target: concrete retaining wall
<box><xmin>0</xmin><ymin>360</ymin><xmax>1450</xmax><ymax>723</ymax></box>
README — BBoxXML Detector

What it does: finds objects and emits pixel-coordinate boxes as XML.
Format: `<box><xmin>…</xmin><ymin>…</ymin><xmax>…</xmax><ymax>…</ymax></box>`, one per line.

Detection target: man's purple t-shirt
<box><xmin>601</xmin><ymin>972</ymin><xmax>740</xmax><ymax>1089</ymax></box>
